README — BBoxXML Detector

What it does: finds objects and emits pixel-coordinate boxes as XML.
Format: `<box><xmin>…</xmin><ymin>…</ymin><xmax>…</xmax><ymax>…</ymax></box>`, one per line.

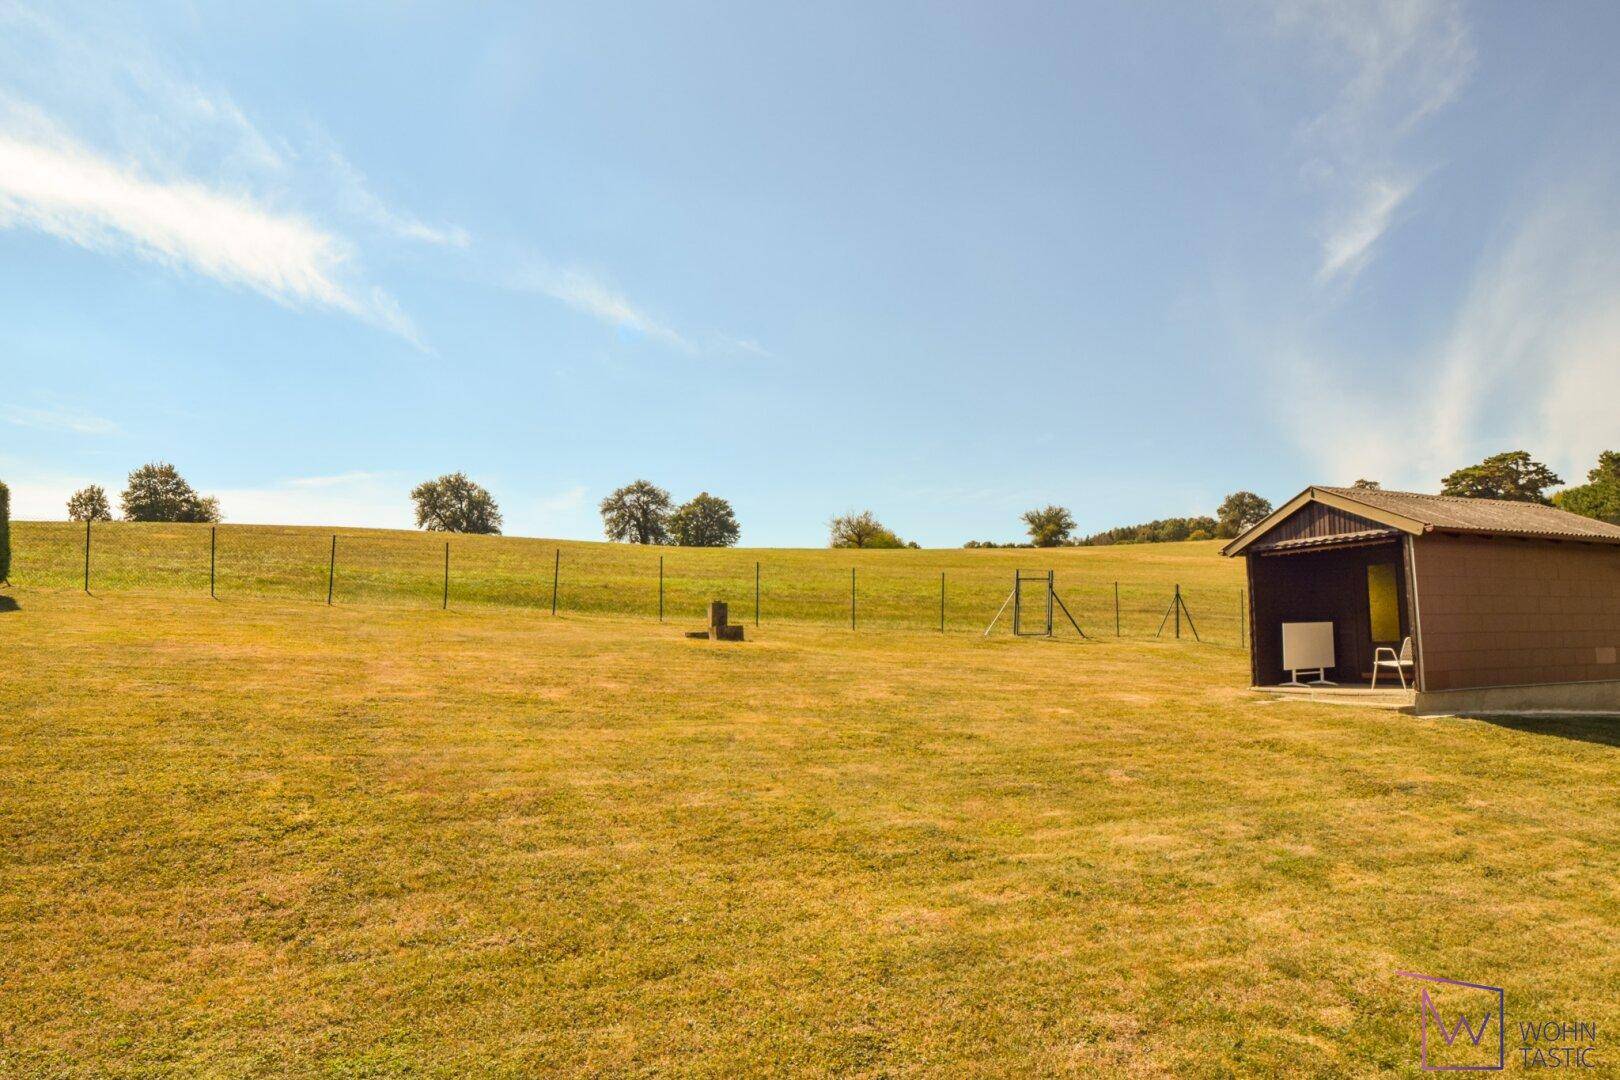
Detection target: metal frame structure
<box><xmin>984</xmin><ymin>570</ymin><xmax>1088</xmax><ymax>638</ymax></box>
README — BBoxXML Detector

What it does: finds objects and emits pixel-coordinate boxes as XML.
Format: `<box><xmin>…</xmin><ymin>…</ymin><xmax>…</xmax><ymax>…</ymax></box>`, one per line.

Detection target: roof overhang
<box><xmin>1220</xmin><ymin>486</ymin><xmax>1428</xmax><ymax>557</ymax></box>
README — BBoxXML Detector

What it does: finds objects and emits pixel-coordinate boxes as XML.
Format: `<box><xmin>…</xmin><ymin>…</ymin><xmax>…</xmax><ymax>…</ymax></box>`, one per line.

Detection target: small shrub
<box><xmin>0</xmin><ymin>479</ymin><xmax>10</xmax><ymax>583</ymax></box>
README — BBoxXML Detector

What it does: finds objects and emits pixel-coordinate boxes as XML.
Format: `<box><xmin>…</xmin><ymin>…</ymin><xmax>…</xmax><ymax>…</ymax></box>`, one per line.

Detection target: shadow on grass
<box><xmin>0</xmin><ymin>595</ymin><xmax>19</xmax><ymax>613</ymax></box>
<box><xmin>1465</xmin><ymin>712</ymin><xmax>1620</xmax><ymax>749</ymax></box>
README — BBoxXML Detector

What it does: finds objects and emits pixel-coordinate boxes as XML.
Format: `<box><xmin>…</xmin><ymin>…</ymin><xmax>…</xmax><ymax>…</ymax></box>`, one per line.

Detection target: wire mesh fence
<box><xmin>7</xmin><ymin>521</ymin><xmax>1250</xmax><ymax>647</ymax></box>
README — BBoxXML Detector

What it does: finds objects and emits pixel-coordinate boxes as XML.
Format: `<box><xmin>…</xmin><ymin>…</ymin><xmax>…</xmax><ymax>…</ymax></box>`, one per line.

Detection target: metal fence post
<box><xmin>659</xmin><ymin>555</ymin><xmax>664</xmax><ymax>622</ymax></box>
<box><xmin>940</xmin><ymin>571</ymin><xmax>945</xmax><ymax>632</ymax></box>
<box><xmin>83</xmin><ymin>519</ymin><xmax>91</xmax><ymax>594</ymax></box>
<box><xmin>443</xmin><ymin>541</ymin><xmax>450</xmax><ymax>610</ymax></box>
<box><xmin>551</xmin><ymin>548</ymin><xmax>560</xmax><ymax>615</ymax></box>
<box><xmin>1047</xmin><ymin>569</ymin><xmax>1055</xmax><ymax>637</ymax></box>
<box><xmin>755</xmin><ymin>561</ymin><xmax>760</xmax><ymax>626</ymax></box>
<box><xmin>850</xmin><ymin>567</ymin><xmax>856</xmax><ymax>630</ymax></box>
<box><xmin>1114</xmin><ymin>580</ymin><xmax>1120</xmax><ymax>636</ymax></box>
<box><xmin>327</xmin><ymin>535</ymin><xmax>336</xmax><ymax>605</ymax></box>
<box><xmin>210</xmin><ymin>526</ymin><xmax>217</xmax><ymax>599</ymax></box>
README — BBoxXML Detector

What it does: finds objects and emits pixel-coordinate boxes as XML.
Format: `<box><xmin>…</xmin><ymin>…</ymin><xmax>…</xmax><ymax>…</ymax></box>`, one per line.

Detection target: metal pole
<box><xmin>1047</xmin><ymin>569</ymin><xmax>1055</xmax><ymax>636</ymax></box>
<box><xmin>940</xmin><ymin>571</ymin><xmax>945</xmax><ymax>632</ymax></box>
<box><xmin>443</xmin><ymin>542</ymin><xmax>450</xmax><ymax>610</ymax></box>
<box><xmin>1114</xmin><ymin>581</ymin><xmax>1120</xmax><ymax>636</ymax></box>
<box><xmin>210</xmin><ymin>526</ymin><xmax>217</xmax><ymax>599</ymax></box>
<box><xmin>1180</xmin><ymin>589</ymin><xmax>1201</xmax><ymax>643</ymax></box>
<box><xmin>83</xmin><ymin>519</ymin><xmax>91</xmax><ymax>594</ymax></box>
<box><xmin>551</xmin><ymin>548</ymin><xmax>560</xmax><ymax>615</ymax></box>
<box><xmin>755</xmin><ymin>561</ymin><xmax>760</xmax><ymax>626</ymax></box>
<box><xmin>659</xmin><ymin>555</ymin><xmax>664</xmax><ymax>622</ymax></box>
<box><xmin>327</xmin><ymin>535</ymin><xmax>336</xmax><ymax>605</ymax></box>
<box><xmin>1174</xmin><ymin>584</ymin><xmax>1181</xmax><ymax>639</ymax></box>
<box><xmin>850</xmin><ymin>568</ymin><xmax>856</xmax><ymax>630</ymax></box>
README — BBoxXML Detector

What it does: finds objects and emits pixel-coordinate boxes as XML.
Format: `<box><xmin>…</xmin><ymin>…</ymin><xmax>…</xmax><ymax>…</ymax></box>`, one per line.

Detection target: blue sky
<box><xmin>2</xmin><ymin>1</ymin><xmax>1618</xmax><ymax>545</ymax></box>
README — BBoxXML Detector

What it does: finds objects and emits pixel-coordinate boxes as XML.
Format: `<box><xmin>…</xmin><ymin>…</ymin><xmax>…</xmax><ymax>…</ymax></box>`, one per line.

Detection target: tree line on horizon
<box><xmin>966</xmin><ymin>449</ymin><xmax>1620</xmax><ymax>549</ymax></box>
<box><xmin>40</xmin><ymin>448</ymin><xmax>1620</xmax><ymax>549</ymax></box>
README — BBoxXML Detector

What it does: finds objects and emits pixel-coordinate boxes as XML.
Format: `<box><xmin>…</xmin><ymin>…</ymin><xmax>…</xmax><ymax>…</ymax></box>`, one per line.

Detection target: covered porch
<box><xmin>1244</xmin><ymin>535</ymin><xmax>1418</xmax><ymax>692</ymax></box>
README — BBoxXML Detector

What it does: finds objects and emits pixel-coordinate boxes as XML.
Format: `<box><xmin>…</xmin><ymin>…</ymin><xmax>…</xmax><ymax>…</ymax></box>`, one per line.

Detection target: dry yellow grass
<box><xmin>2</xmin><ymin>589</ymin><xmax>1616</xmax><ymax>1076</ymax></box>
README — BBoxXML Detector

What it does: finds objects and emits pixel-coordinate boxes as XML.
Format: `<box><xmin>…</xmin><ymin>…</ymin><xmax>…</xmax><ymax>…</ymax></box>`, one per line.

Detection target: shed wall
<box><xmin>1247</xmin><ymin>502</ymin><xmax>1391</xmax><ymax>550</ymax></box>
<box><xmin>1413</xmin><ymin>534</ymin><xmax>1620</xmax><ymax>691</ymax></box>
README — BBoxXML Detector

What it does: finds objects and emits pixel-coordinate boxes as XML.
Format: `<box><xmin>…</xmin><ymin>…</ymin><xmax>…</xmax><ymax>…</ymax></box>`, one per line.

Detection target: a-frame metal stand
<box><xmin>1154</xmin><ymin>584</ymin><xmax>1200</xmax><ymax>641</ymax></box>
<box><xmin>984</xmin><ymin>570</ymin><xmax>1088</xmax><ymax>638</ymax></box>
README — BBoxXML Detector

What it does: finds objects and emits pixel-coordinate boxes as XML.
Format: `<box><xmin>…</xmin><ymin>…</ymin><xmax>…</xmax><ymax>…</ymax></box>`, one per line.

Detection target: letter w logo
<box><xmin>1396</xmin><ymin>972</ymin><xmax>1505</xmax><ymax>1071</ymax></box>
<box><xmin>1421</xmin><ymin>988</ymin><xmax>1491</xmax><ymax>1046</ymax></box>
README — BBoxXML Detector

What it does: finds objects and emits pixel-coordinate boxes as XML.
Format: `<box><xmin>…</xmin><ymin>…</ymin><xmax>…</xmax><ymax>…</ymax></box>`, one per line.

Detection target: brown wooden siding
<box><xmin>1249</xmin><ymin>502</ymin><xmax>1393</xmax><ymax>551</ymax></box>
<box><xmin>1412</xmin><ymin>534</ymin><xmax>1620</xmax><ymax>691</ymax></box>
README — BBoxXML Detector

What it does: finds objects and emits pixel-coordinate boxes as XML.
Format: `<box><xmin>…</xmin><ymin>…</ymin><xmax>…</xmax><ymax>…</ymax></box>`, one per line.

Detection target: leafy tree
<box><xmin>0</xmin><ymin>479</ymin><xmax>9</xmax><ymax>584</ymax></box>
<box><xmin>1441</xmin><ymin>450</ymin><xmax>1562</xmax><ymax>504</ymax></box>
<box><xmin>829</xmin><ymin>510</ymin><xmax>906</xmax><ymax>549</ymax></box>
<box><xmin>67</xmin><ymin>485</ymin><xmax>113</xmax><ymax>522</ymax></box>
<box><xmin>410</xmin><ymin>472</ymin><xmax>502</xmax><ymax>533</ymax></box>
<box><xmin>1215</xmin><ymin>491</ymin><xmax>1273</xmax><ymax>538</ymax></box>
<box><xmin>1552</xmin><ymin>450</ymin><xmax>1620</xmax><ymax>524</ymax></box>
<box><xmin>669</xmin><ymin>492</ymin><xmax>740</xmax><ymax>547</ymax></box>
<box><xmin>120</xmin><ymin>462</ymin><xmax>221</xmax><ymax>523</ymax></box>
<box><xmin>600</xmin><ymin>479</ymin><xmax>673</xmax><ymax>544</ymax></box>
<box><xmin>1077</xmin><ymin>515</ymin><xmax>1219</xmax><ymax>546</ymax></box>
<box><xmin>1021</xmin><ymin>505</ymin><xmax>1076</xmax><ymax>547</ymax></box>
<box><xmin>1351</xmin><ymin>478</ymin><xmax>1381</xmax><ymax>490</ymax></box>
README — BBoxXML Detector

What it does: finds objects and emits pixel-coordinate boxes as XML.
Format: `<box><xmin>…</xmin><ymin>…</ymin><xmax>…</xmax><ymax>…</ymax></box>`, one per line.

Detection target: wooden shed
<box><xmin>1223</xmin><ymin>486</ymin><xmax>1620</xmax><ymax>715</ymax></box>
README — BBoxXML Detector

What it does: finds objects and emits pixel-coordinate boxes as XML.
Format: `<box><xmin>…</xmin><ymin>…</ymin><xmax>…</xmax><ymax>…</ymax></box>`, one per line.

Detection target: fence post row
<box><xmin>44</xmin><ymin>529</ymin><xmax>1244</xmax><ymax>639</ymax></box>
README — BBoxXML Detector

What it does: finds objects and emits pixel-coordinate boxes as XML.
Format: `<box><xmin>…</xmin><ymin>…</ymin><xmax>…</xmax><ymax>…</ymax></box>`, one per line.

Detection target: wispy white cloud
<box><xmin>0</xmin><ymin>2</ymin><xmax>449</xmax><ymax>347</ymax></box>
<box><xmin>0</xmin><ymin>123</ymin><xmax>421</xmax><ymax>344</ymax></box>
<box><xmin>515</xmin><ymin>263</ymin><xmax>695</xmax><ymax>353</ymax></box>
<box><xmin>1264</xmin><ymin>163</ymin><xmax>1620</xmax><ymax>492</ymax></box>
<box><xmin>315</xmin><ymin>138</ymin><xmax>471</xmax><ymax>249</ymax></box>
<box><xmin>1</xmin><ymin>403</ymin><xmax>119</xmax><ymax>435</ymax></box>
<box><xmin>1274</xmin><ymin>0</ymin><xmax>1475</xmax><ymax>285</ymax></box>
<box><xmin>722</xmin><ymin>336</ymin><xmax>773</xmax><ymax>360</ymax></box>
<box><xmin>1315</xmin><ymin>174</ymin><xmax>1416</xmax><ymax>284</ymax></box>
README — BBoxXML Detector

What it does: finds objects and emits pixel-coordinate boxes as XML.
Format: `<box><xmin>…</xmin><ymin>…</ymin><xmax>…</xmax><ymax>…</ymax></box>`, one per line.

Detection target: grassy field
<box><xmin>3</xmin><ymin>588</ymin><xmax>1616</xmax><ymax>1075</ymax></box>
<box><xmin>8</xmin><ymin>521</ymin><xmax>1248</xmax><ymax>642</ymax></box>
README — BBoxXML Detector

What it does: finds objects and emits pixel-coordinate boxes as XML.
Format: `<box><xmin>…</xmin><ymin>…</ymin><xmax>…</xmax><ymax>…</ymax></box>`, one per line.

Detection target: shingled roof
<box><xmin>1223</xmin><ymin>485</ymin><xmax>1620</xmax><ymax>556</ymax></box>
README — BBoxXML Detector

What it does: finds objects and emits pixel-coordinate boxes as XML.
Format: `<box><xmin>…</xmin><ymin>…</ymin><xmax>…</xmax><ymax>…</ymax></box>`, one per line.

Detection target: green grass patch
<box><xmin>9</xmin><ymin>521</ymin><xmax>1249</xmax><ymax>641</ymax></box>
